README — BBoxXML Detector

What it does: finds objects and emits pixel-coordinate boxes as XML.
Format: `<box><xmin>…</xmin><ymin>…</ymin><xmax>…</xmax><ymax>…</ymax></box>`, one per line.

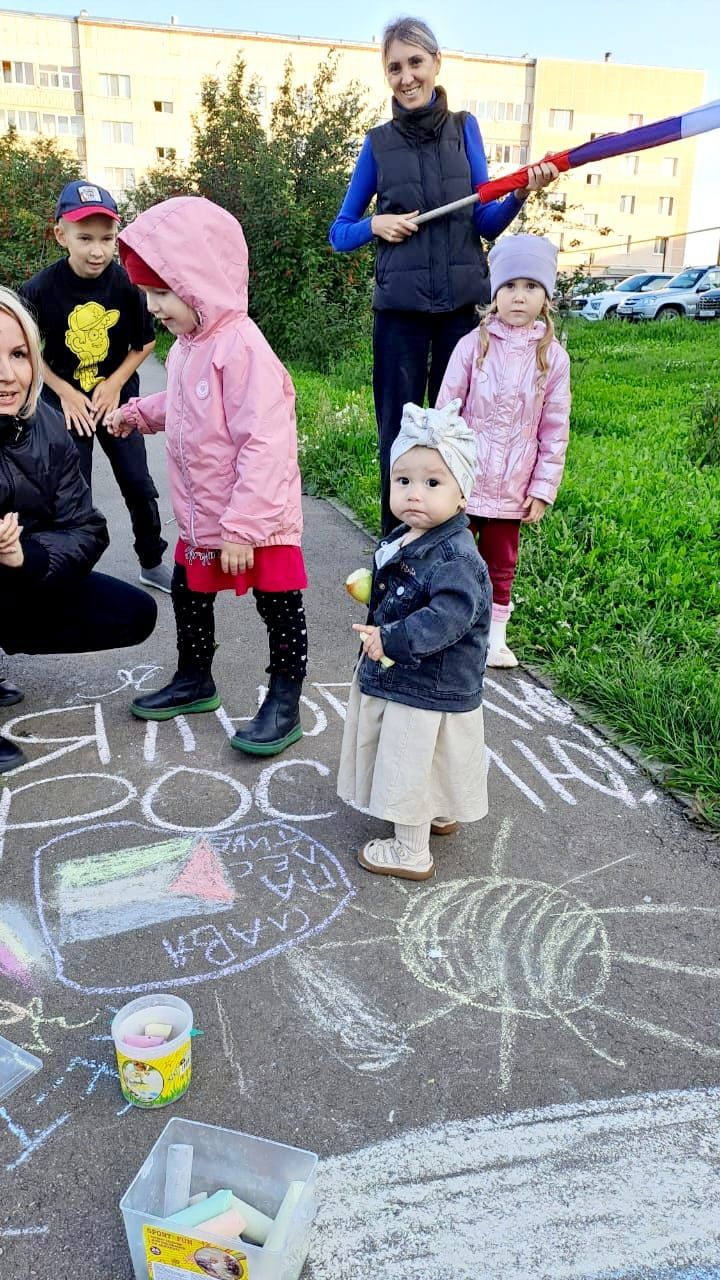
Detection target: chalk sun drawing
<box><xmin>285</xmin><ymin>819</ymin><xmax>720</xmax><ymax>1087</ymax></box>
<box><xmin>306</xmin><ymin>1086</ymin><xmax>720</xmax><ymax>1280</ymax></box>
<box><xmin>34</xmin><ymin>819</ymin><xmax>355</xmax><ymax>994</ymax></box>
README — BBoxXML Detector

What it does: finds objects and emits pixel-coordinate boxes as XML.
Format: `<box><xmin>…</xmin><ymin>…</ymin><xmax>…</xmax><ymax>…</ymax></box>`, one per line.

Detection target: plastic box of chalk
<box><xmin>120</xmin><ymin>1116</ymin><xmax>318</xmax><ymax>1280</ymax></box>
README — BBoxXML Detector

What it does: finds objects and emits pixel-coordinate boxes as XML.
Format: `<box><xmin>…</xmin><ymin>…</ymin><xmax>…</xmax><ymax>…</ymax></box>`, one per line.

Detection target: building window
<box><xmin>549</xmin><ymin>108</ymin><xmax>573</xmax><ymax>129</ymax></box>
<box><xmin>0</xmin><ymin>108</ymin><xmax>39</xmax><ymax>133</ymax></box>
<box><xmin>624</xmin><ymin>154</ymin><xmax>640</xmax><ymax>175</ymax></box>
<box><xmin>156</xmin><ymin>146</ymin><xmax>176</xmax><ymax>160</ymax></box>
<box><xmin>548</xmin><ymin>192</ymin><xmax>567</xmax><ymax>211</ymax></box>
<box><xmin>100</xmin><ymin>73</ymin><xmax>131</xmax><ymax>98</ymax></box>
<box><xmin>153</xmin><ymin>100</ymin><xmax>174</xmax><ymax>113</ymax></box>
<box><xmin>619</xmin><ymin>194</ymin><xmax>636</xmax><ymax>214</ymax></box>
<box><xmin>662</xmin><ymin>156</ymin><xmax>678</xmax><ymax>178</ymax></box>
<box><xmin>586</xmin><ymin>173</ymin><xmax>601</xmax><ymax>187</ymax></box>
<box><xmin>628</xmin><ymin>113</ymin><xmax>643</xmax><ymax>127</ymax></box>
<box><xmin>653</xmin><ymin>237</ymin><xmax>668</xmax><ymax>256</ymax></box>
<box><xmin>46</xmin><ymin>114</ymin><xmax>84</xmax><ymax>136</ymax></box>
<box><xmin>104</xmin><ymin>166</ymin><xmax>135</xmax><ymax>190</ymax></box>
<box><xmin>102</xmin><ymin>120</ymin><xmax>133</xmax><ymax>144</ymax></box>
<box><xmin>583</xmin><ymin>212</ymin><xmax>598</xmax><ymax>227</ymax></box>
<box><xmin>2</xmin><ymin>60</ymin><xmax>35</xmax><ymax>85</ymax></box>
<box><xmin>39</xmin><ymin>64</ymin><xmax>81</xmax><ymax>90</ymax></box>
<box><xmin>658</xmin><ymin>196</ymin><xmax>674</xmax><ymax>215</ymax></box>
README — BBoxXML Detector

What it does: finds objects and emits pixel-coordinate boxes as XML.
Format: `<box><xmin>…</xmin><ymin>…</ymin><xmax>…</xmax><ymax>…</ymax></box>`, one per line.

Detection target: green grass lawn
<box><xmin>293</xmin><ymin>319</ymin><xmax>720</xmax><ymax>826</ymax></box>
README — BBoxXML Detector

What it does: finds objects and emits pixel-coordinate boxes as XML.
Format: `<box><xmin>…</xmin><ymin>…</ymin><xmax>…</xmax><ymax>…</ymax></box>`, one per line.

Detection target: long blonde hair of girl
<box><xmin>475</xmin><ymin>295</ymin><xmax>556</xmax><ymax>386</ymax></box>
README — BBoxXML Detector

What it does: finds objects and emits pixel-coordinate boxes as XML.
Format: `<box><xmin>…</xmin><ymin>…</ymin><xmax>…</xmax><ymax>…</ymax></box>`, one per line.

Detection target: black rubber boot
<box><xmin>130</xmin><ymin>670</ymin><xmax>220</xmax><ymax>721</ymax></box>
<box><xmin>0</xmin><ymin>679</ymin><xmax>24</xmax><ymax>708</ymax></box>
<box><xmin>231</xmin><ymin>675</ymin><xmax>303</xmax><ymax>756</ymax></box>
<box><xmin>0</xmin><ymin>733</ymin><xmax>26</xmax><ymax>773</ymax></box>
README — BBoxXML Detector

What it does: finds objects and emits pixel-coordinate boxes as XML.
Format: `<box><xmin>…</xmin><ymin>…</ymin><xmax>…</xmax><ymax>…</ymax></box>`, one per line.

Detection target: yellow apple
<box><xmin>345</xmin><ymin>567</ymin><xmax>373</xmax><ymax>605</ymax></box>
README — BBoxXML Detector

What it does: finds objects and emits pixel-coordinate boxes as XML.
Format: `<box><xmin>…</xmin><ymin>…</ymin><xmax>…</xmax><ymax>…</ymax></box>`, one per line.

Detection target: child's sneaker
<box><xmin>430</xmin><ymin>818</ymin><xmax>459</xmax><ymax>835</ymax></box>
<box><xmin>487</xmin><ymin>615</ymin><xmax>518</xmax><ymax>668</ymax></box>
<box><xmin>139</xmin><ymin>562</ymin><xmax>173</xmax><ymax>593</ymax></box>
<box><xmin>357</xmin><ymin>836</ymin><xmax>434</xmax><ymax>881</ymax></box>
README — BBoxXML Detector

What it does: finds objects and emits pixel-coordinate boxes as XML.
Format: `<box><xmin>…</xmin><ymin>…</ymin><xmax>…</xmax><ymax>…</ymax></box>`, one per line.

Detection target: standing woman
<box><xmin>330</xmin><ymin>17</ymin><xmax>558</xmax><ymax>532</ymax></box>
<box><xmin>0</xmin><ymin>287</ymin><xmax>157</xmax><ymax>773</ymax></box>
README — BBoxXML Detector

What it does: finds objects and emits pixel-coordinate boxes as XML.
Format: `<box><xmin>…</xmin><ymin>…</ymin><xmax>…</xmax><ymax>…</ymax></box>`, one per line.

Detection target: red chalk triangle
<box><xmin>168</xmin><ymin>837</ymin><xmax>235</xmax><ymax>904</ymax></box>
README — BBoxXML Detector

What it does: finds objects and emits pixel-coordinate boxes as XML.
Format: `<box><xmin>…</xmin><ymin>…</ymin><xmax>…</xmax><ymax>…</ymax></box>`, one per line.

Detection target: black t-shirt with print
<box><xmin>19</xmin><ymin>257</ymin><xmax>155</xmax><ymax>411</ymax></box>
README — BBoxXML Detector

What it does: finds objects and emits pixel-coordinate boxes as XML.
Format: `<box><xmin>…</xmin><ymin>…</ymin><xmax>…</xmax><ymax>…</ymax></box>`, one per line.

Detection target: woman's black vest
<box><xmin>369</xmin><ymin>87</ymin><xmax>490</xmax><ymax>313</ymax></box>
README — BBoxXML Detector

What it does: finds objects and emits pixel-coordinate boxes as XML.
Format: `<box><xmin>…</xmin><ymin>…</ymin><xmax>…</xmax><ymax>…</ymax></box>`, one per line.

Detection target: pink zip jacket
<box><xmin>436</xmin><ymin>316</ymin><xmax>571</xmax><ymax>519</ymax></box>
<box><xmin>118</xmin><ymin>197</ymin><xmax>303</xmax><ymax>549</ymax></box>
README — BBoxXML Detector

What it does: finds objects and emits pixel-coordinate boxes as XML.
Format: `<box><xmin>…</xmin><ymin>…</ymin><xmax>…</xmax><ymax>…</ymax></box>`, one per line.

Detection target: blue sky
<box><xmin>5</xmin><ymin>0</ymin><xmax>718</xmax><ymax>85</ymax></box>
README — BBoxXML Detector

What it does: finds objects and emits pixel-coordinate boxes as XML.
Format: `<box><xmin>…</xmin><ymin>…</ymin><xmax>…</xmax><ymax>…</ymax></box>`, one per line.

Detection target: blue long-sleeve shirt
<box><xmin>329</xmin><ymin>112</ymin><xmax>526</xmax><ymax>252</ymax></box>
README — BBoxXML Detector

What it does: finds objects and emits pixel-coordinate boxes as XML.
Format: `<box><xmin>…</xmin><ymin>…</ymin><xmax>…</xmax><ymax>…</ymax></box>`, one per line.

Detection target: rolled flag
<box><xmin>412</xmin><ymin>99</ymin><xmax>720</xmax><ymax>226</ymax></box>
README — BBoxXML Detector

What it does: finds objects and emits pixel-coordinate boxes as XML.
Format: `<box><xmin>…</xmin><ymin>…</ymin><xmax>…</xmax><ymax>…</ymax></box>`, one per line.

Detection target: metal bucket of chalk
<box><xmin>111</xmin><ymin>994</ymin><xmax>193</xmax><ymax>1109</ymax></box>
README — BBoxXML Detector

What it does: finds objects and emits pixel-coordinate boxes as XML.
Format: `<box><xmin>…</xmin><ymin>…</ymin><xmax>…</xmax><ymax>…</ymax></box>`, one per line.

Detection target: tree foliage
<box><xmin>125</xmin><ymin>53</ymin><xmax>379</xmax><ymax>369</ymax></box>
<box><xmin>0</xmin><ymin>129</ymin><xmax>81</xmax><ymax>289</ymax></box>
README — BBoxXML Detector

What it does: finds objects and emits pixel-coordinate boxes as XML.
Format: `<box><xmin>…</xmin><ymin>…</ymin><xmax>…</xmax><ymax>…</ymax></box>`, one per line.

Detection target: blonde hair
<box><xmin>475</xmin><ymin>295</ymin><xmax>556</xmax><ymax>387</ymax></box>
<box><xmin>0</xmin><ymin>286</ymin><xmax>42</xmax><ymax>417</ymax></box>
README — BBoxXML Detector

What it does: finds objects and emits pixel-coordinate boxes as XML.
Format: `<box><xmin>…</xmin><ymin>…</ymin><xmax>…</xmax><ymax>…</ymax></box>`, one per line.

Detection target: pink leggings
<box><xmin>468</xmin><ymin>517</ymin><xmax>521</xmax><ymax>620</ymax></box>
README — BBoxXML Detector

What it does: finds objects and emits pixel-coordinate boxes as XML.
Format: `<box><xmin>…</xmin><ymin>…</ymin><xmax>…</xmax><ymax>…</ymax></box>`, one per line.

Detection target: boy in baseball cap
<box><xmin>19</xmin><ymin>180</ymin><xmax>171</xmax><ymax>592</ymax></box>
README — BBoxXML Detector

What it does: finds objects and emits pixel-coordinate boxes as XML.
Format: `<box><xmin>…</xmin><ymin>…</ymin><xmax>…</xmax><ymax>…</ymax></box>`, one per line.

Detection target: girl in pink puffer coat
<box><xmin>436</xmin><ymin>234</ymin><xmax>571</xmax><ymax>668</ymax></box>
<box><xmin>108</xmin><ymin>197</ymin><xmax>307</xmax><ymax>757</ymax></box>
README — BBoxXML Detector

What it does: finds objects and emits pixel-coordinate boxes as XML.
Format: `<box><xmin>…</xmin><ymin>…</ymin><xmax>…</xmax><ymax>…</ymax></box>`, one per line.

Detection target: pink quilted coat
<box><xmin>436</xmin><ymin>316</ymin><xmax>571</xmax><ymax>519</ymax></box>
<box><xmin>119</xmin><ymin>197</ymin><xmax>303</xmax><ymax>548</ymax></box>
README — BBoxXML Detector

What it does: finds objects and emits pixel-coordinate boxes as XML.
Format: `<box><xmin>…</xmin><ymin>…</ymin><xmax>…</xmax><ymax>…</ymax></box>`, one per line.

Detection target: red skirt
<box><xmin>175</xmin><ymin>539</ymin><xmax>308</xmax><ymax>596</ymax></box>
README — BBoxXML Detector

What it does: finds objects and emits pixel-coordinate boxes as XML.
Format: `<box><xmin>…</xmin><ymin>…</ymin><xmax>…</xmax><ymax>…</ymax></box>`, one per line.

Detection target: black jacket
<box><xmin>369</xmin><ymin>88</ymin><xmax>489</xmax><ymax>313</ymax></box>
<box><xmin>0</xmin><ymin>400</ymin><xmax>109</xmax><ymax>584</ymax></box>
<box><xmin>358</xmin><ymin>513</ymin><xmax>491</xmax><ymax>712</ymax></box>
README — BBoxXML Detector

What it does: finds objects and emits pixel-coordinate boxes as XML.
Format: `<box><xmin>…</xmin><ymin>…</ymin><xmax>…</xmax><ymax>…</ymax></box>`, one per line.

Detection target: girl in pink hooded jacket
<box><xmin>108</xmin><ymin>197</ymin><xmax>308</xmax><ymax>757</ymax></box>
<box><xmin>436</xmin><ymin>234</ymin><xmax>571</xmax><ymax>668</ymax></box>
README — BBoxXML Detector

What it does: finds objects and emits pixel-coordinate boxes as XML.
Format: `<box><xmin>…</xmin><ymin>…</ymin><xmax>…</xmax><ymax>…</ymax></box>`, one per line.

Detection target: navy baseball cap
<box><xmin>55</xmin><ymin>180</ymin><xmax>120</xmax><ymax>223</ymax></box>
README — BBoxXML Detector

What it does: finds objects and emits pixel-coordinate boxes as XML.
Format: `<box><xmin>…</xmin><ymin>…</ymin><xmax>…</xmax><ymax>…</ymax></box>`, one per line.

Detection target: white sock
<box><xmin>395</xmin><ymin>822</ymin><xmax>431</xmax><ymax>853</ymax></box>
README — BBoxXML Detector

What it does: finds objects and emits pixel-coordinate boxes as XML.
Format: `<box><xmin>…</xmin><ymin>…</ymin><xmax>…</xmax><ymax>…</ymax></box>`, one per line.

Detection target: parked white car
<box><xmin>616</xmin><ymin>265</ymin><xmax>720</xmax><ymax>320</ymax></box>
<box><xmin>580</xmin><ymin>272</ymin><xmax>673</xmax><ymax>321</ymax></box>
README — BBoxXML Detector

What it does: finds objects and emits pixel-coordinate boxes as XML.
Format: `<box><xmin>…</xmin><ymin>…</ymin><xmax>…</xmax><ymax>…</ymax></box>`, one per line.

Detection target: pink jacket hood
<box><xmin>119</xmin><ymin>198</ymin><xmax>303</xmax><ymax>551</ymax></box>
<box><xmin>119</xmin><ymin>196</ymin><xmax>249</xmax><ymax>334</ymax></box>
<box><xmin>436</xmin><ymin>315</ymin><xmax>571</xmax><ymax>520</ymax></box>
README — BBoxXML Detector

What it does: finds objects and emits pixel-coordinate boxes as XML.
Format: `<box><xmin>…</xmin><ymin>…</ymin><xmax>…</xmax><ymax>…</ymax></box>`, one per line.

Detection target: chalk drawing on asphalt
<box><xmin>34</xmin><ymin>820</ymin><xmax>355</xmax><ymax>994</ymax></box>
<box><xmin>0</xmin><ymin>995</ymin><xmax>100</xmax><ymax>1056</ymax></box>
<box><xmin>0</xmin><ymin>903</ymin><xmax>52</xmax><ymax>991</ymax></box>
<box><xmin>306</xmin><ymin>1086</ymin><xmax>720</xmax><ymax>1280</ymax></box>
<box><xmin>280</xmin><ymin>819</ymin><xmax>720</xmax><ymax>1089</ymax></box>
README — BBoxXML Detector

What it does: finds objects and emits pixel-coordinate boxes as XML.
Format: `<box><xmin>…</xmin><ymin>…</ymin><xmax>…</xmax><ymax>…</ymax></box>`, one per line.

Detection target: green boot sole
<box><xmin>230</xmin><ymin>724</ymin><xmax>303</xmax><ymax>757</ymax></box>
<box><xmin>130</xmin><ymin>692</ymin><xmax>222</xmax><ymax>721</ymax></box>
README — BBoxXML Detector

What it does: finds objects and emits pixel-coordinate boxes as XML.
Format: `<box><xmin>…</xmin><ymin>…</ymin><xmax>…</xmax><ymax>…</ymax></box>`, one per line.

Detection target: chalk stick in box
<box><xmin>167</xmin><ymin>1188</ymin><xmax>233</xmax><ymax>1227</ymax></box>
<box><xmin>163</xmin><ymin>1143</ymin><xmax>194</xmax><ymax>1218</ymax></box>
<box><xmin>263</xmin><ymin>1181</ymin><xmax>306</xmax><ymax>1252</ymax></box>
<box><xmin>201</xmin><ymin>1207</ymin><xmax>247</xmax><ymax>1239</ymax></box>
<box><xmin>145</xmin><ymin>1022</ymin><xmax>173</xmax><ymax>1039</ymax></box>
<box><xmin>231</xmin><ymin>1194</ymin><xmax>273</xmax><ymax>1245</ymax></box>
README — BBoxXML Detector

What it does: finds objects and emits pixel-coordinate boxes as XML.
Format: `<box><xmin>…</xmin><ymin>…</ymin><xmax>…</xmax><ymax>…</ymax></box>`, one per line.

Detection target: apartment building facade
<box><xmin>0</xmin><ymin>9</ymin><xmax>707</xmax><ymax>275</ymax></box>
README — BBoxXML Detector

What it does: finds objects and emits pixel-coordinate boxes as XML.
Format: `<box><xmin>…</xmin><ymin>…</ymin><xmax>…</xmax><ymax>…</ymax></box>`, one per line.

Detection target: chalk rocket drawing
<box><xmin>34</xmin><ymin>819</ymin><xmax>354</xmax><ymax>994</ymax></box>
<box><xmin>307</xmin><ymin>1087</ymin><xmax>720</xmax><ymax>1280</ymax></box>
<box><xmin>274</xmin><ymin>819</ymin><xmax>720</xmax><ymax>1087</ymax></box>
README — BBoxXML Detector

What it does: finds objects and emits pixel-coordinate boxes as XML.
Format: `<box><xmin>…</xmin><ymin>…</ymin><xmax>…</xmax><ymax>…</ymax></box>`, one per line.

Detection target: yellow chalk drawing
<box><xmin>65</xmin><ymin>301</ymin><xmax>120</xmax><ymax>392</ymax></box>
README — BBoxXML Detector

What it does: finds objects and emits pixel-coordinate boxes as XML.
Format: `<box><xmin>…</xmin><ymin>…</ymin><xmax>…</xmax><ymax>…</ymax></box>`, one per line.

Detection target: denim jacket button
<box><xmin>378</xmin><ymin>581</ymin><xmax>386</xmax><ymax>590</ymax></box>
<box><xmin>396</xmin><ymin>586</ymin><xmax>405</xmax><ymax>596</ymax></box>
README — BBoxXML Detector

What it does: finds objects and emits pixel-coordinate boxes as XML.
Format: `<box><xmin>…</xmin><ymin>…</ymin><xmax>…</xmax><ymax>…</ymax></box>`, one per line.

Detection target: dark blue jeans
<box><xmin>0</xmin><ymin>570</ymin><xmax>157</xmax><ymax>655</ymax></box>
<box><xmin>372</xmin><ymin>306</ymin><xmax>478</xmax><ymax>534</ymax></box>
<box><xmin>71</xmin><ymin>424</ymin><xmax>167</xmax><ymax>570</ymax></box>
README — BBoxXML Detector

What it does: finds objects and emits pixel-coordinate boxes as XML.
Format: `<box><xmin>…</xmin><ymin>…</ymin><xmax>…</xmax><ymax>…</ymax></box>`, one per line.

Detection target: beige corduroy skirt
<box><xmin>337</xmin><ymin>675</ymin><xmax>488</xmax><ymax>826</ymax></box>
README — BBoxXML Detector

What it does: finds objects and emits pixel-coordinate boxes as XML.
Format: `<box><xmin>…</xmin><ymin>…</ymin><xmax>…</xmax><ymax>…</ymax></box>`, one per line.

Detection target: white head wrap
<box><xmin>390</xmin><ymin>399</ymin><xmax>477</xmax><ymax>499</ymax></box>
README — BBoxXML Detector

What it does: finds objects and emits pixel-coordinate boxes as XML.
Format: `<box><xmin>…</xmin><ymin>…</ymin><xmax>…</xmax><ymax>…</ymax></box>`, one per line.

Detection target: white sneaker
<box><xmin>139</xmin><ymin>562</ymin><xmax>173</xmax><ymax>594</ymax></box>
<box><xmin>487</xmin><ymin>616</ymin><xmax>518</xmax><ymax>668</ymax></box>
<box><xmin>357</xmin><ymin>836</ymin><xmax>435</xmax><ymax>881</ymax></box>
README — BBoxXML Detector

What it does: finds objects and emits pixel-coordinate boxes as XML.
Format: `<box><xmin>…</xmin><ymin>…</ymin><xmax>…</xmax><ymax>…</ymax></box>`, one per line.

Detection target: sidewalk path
<box><xmin>0</xmin><ymin>355</ymin><xmax>718</xmax><ymax>1278</ymax></box>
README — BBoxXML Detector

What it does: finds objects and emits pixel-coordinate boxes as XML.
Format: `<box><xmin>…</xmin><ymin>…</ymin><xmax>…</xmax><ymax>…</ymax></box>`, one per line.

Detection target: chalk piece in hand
<box><xmin>145</xmin><ymin>1022</ymin><xmax>173</xmax><ymax>1038</ymax></box>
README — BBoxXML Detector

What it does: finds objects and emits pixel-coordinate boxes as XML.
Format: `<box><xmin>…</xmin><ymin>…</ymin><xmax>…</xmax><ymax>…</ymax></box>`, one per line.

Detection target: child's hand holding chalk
<box><xmin>352</xmin><ymin>623</ymin><xmax>394</xmax><ymax>669</ymax></box>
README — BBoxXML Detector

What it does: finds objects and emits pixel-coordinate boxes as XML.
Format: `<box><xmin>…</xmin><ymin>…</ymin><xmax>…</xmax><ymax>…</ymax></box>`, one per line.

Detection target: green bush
<box><xmin>0</xmin><ymin>130</ymin><xmax>80</xmax><ymax>289</ymax></box>
<box><xmin>687</xmin><ymin>386</ymin><xmax>720</xmax><ymax>469</ymax></box>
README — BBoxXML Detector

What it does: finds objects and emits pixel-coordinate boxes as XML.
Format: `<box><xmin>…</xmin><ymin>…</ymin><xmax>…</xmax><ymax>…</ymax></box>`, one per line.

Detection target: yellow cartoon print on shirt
<box><xmin>65</xmin><ymin>300</ymin><xmax>120</xmax><ymax>392</ymax></box>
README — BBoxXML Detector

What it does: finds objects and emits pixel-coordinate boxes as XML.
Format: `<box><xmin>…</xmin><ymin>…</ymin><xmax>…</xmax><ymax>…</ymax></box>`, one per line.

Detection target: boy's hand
<box><xmin>0</xmin><ymin>512</ymin><xmax>24</xmax><ymax>567</ymax></box>
<box><xmin>522</xmin><ymin>496</ymin><xmax>548</xmax><ymax>524</ymax></box>
<box><xmin>59</xmin><ymin>384</ymin><xmax>97</xmax><ymax>436</ymax></box>
<box><xmin>106</xmin><ymin>408</ymin><xmax>135</xmax><ymax>438</ymax></box>
<box><xmin>91</xmin><ymin>376</ymin><xmax>122</xmax><ymax>425</ymax></box>
<box><xmin>352</xmin><ymin>623</ymin><xmax>386</xmax><ymax>662</ymax></box>
<box><xmin>220</xmin><ymin>541</ymin><xmax>254</xmax><ymax>574</ymax></box>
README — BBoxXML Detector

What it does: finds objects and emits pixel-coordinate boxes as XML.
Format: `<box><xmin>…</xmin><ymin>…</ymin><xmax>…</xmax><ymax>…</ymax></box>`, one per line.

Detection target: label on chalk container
<box><xmin>144</xmin><ymin>1225</ymin><xmax>248</xmax><ymax>1278</ymax></box>
<box><xmin>116</xmin><ymin>1039</ymin><xmax>191</xmax><ymax>1108</ymax></box>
